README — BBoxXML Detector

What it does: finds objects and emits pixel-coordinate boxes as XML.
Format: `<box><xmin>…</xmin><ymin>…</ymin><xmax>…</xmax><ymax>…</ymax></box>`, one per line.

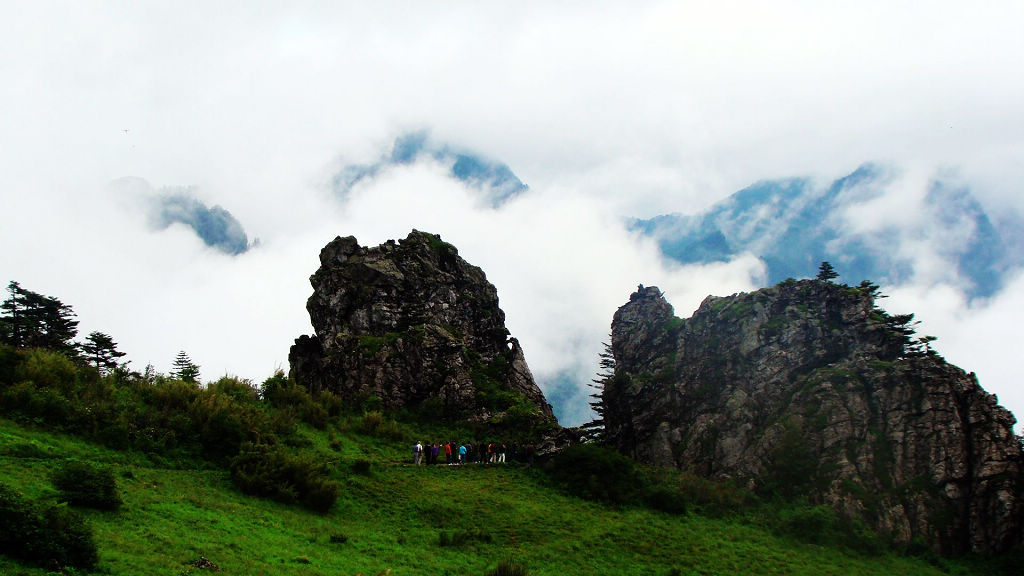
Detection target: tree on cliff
<box><xmin>816</xmin><ymin>261</ymin><xmax>838</xmax><ymax>282</ymax></box>
<box><xmin>581</xmin><ymin>341</ymin><xmax>614</xmax><ymax>442</ymax></box>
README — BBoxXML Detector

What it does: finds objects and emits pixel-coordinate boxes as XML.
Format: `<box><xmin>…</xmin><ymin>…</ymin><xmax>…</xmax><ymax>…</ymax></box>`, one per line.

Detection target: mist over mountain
<box><xmin>333</xmin><ymin>131</ymin><xmax>528</xmax><ymax>208</ymax></box>
<box><xmin>150</xmin><ymin>191</ymin><xmax>251</xmax><ymax>256</ymax></box>
<box><xmin>632</xmin><ymin>165</ymin><xmax>1020</xmax><ymax>300</ymax></box>
<box><xmin>108</xmin><ymin>176</ymin><xmax>252</xmax><ymax>256</ymax></box>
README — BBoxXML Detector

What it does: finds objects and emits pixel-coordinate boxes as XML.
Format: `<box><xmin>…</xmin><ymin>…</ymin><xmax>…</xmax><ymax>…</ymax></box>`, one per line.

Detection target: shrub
<box><xmin>545</xmin><ymin>444</ymin><xmax>641</xmax><ymax>504</ymax></box>
<box><xmin>438</xmin><ymin>528</ymin><xmax>493</xmax><ymax>547</ymax></box>
<box><xmin>361</xmin><ymin>410</ymin><xmax>384</xmax><ymax>434</ymax></box>
<box><xmin>673</xmin><ymin>471</ymin><xmax>752</xmax><ymax>517</ymax></box>
<box><xmin>4</xmin><ymin>441</ymin><xmax>54</xmax><ymax>459</ymax></box>
<box><xmin>0</xmin><ymin>345</ymin><xmax>21</xmax><ymax>384</ymax></box>
<box><xmin>261</xmin><ymin>374</ymin><xmax>337</xmax><ymax>429</ymax></box>
<box><xmin>209</xmin><ymin>376</ymin><xmax>259</xmax><ymax>403</ymax></box>
<box><xmin>359</xmin><ymin>410</ymin><xmax>407</xmax><ymax>440</ymax></box>
<box><xmin>15</xmin><ymin>348</ymin><xmax>78</xmax><ymax>393</ymax></box>
<box><xmin>51</xmin><ymin>460</ymin><xmax>122</xmax><ymax>510</ymax></box>
<box><xmin>641</xmin><ymin>484</ymin><xmax>687</xmax><ymax>515</ymax></box>
<box><xmin>0</xmin><ymin>483</ymin><xmax>99</xmax><ymax>570</ymax></box>
<box><xmin>486</xmin><ymin>558</ymin><xmax>530</xmax><ymax>576</ymax></box>
<box><xmin>775</xmin><ymin>505</ymin><xmax>837</xmax><ymax>544</ymax></box>
<box><xmin>351</xmin><ymin>458</ymin><xmax>373</xmax><ymax>476</ymax></box>
<box><xmin>230</xmin><ymin>442</ymin><xmax>338</xmax><ymax>513</ymax></box>
<box><xmin>772</xmin><ymin>504</ymin><xmax>883</xmax><ymax>555</ymax></box>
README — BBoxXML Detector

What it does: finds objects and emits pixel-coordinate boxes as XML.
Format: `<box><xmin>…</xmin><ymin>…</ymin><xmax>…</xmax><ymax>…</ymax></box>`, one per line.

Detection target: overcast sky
<box><xmin>2</xmin><ymin>2</ymin><xmax>1023</xmax><ymax>428</ymax></box>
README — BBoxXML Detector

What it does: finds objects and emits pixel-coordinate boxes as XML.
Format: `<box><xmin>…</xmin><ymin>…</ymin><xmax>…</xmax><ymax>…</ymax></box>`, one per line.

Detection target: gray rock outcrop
<box><xmin>289</xmin><ymin>230</ymin><xmax>554</xmax><ymax>423</ymax></box>
<box><xmin>603</xmin><ymin>280</ymin><xmax>1023</xmax><ymax>554</ymax></box>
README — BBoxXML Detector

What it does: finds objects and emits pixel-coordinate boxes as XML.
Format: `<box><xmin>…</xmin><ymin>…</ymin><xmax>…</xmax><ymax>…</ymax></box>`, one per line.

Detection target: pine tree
<box><xmin>816</xmin><ymin>261</ymin><xmax>839</xmax><ymax>282</ymax></box>
<box><xmin>0</xmin><ymin>281</ymin><xmax>23</xmax><ymax>346</ymax></box>
<box><xmin>1</xmin><ymin>281</ymin><xmax>79</xmax><ymax>355</ymax></box>
<box><xmin>81</xmin><ymin>331</ymin><xmax>127</xmax><ymax>376</ymax></box>
<box><xmin>171</xmin><ymin>350</ymin><xmax>200</xmax><ymax>383</ymax></box>
<box><xmin>581</xmin><ymin>340</ymin><xmax>614</xmax><ymax>442</ymax></box>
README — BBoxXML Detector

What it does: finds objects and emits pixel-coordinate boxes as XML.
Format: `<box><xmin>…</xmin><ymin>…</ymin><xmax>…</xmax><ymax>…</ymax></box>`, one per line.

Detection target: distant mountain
<box><xmin>151</xmin><ymin>191</ymin><xmax>250</xmax><ymax>255</ymax></box>
<box><xmin>109</xmin><ymin>177</ymin><xmax>252</xmax><ymax>256</ymax></box>
<box><xmin>333</xmin><ymin>131</ymin><xmax>528</xmax><ymax>208</ymax></box>
<box><xmin>633</xmin><ymin>165</ymin><xmax>1019</xmax><ymax>299</ymax></box>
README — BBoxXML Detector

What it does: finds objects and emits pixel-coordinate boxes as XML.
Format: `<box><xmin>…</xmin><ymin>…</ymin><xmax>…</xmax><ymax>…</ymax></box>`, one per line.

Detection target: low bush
<box><xmin>438</xmin><ymin>528</ymin><xmax>493</xmax><ymax>547</ymax></box>
<box><xmin>671</xmin><ymin>471</ymin><xmax>752</xmax><ymax>517</ymax></box>
<box><xmin>351</xmin><ymin>458</ymin><xmax>373</xmax><ymax>476</ymax></box>
<box><xmin>641</xmin><ymin>484</ymin><xmax>688</xmax><ymax>515</ymax></box>
<box><xmin>14</xmin><ymin>348</ymin><xmax>79</xmax><ymax>393</ymax></box>
<box><xmin>772</xmin><ymin>504</ymin><xmax>884</xmax><ymax>555</ymax></box>
<box><xmin>4</xmin><ymin>441</ymin><xmax>54</xmax><ymax>459</ymax></box>
<box><xmin>230</xmin><ymin>441</ymin><xmax>338</xmax><ymax>513</ymax></box>
<box><xmin>260</xmin><ymin>371</ymin><xmax>333</xmax><ymax>428</ymax></box>
<box><xmin>545</xmin><ymin>444</ymin><xmax>641</xmax><ymax>504</ymax></box>
<box><xmin>51</xmin><ymin>460</ymin><xmax>122</xmax><ymax>510</ymax></box>
<box><xmin>485</xmin><ymin>558</ymin><xmax>530</xmax><ymax>576</ymax></box>
<box><xmin>208</xmin><ymin>375</ymin><xmax>259</xmax><ymax>403</ymax></box>
<box><xmin>0</xmin><ymin>483</ymin><xmax>99</xmax><ymax>571</ymax></box>
<box><xmin>361</xmin><ymin>410</ymin><xmax>384</xmax><ymax>434</ymax></box>
<box><xmin>360</xmin><ymin>410</ymin><xmax>406</xmax><ymax>440</ymax></box>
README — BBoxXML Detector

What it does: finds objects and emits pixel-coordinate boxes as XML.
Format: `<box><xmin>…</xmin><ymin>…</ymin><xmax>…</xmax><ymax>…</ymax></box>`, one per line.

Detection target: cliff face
<box><xmin>289</xmin><ymin>230</ymin><xmax>554</xmax><ymax>423</ymax></box>
<box><xmin>604</xmin><ymin>281</ymin><xmax>1023</xmax><ymax>554</ymax></box>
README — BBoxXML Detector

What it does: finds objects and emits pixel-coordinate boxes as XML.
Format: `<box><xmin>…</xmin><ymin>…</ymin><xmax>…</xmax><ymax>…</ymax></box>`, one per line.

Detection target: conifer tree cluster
<box><xmin>1</xmin><ymin>280</ymin><xmax>130</xmax><ymax>375</ymax></box>
<box><xmin>1</xmin><ymin>281</ymin><xmax>80</xmax><ymax>355</ymax></box>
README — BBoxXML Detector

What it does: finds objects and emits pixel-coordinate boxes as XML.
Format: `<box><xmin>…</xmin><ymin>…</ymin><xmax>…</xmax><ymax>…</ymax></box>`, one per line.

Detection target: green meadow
<box><xmin>0</xmin><ymin>415</ymin><xmax>1004</xmax><ymax>576</ymax></box>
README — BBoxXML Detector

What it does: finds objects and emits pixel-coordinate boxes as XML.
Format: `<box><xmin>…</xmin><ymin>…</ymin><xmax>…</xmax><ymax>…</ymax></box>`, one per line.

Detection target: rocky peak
<box><xmin>604</xmin><ymin>278</ymin><xmax>1023</xmax><ymax>554</ymax></box>
<box><xmin>289</xmin><ymin>230</ymin><xmax>554</xmax><ymax>423</ymax></box>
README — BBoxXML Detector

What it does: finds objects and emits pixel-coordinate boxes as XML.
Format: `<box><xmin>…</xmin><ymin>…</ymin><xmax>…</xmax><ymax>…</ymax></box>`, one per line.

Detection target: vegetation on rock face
<box><xmin>602</xmin><ymin>269</ymin><xmax>1024</xmax><ymax>556</ymax></box>
<box><xmin>289</xmin><ymin>231</ymin><xmax>555</xmax><ymax>425</ymax></box>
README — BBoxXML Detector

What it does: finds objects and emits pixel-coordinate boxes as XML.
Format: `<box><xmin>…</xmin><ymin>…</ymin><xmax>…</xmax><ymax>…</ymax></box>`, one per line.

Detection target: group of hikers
<box><xmin>412</xmin><ymin>440</ymin><xmax>535</xmax><ymax>466</ymax></box>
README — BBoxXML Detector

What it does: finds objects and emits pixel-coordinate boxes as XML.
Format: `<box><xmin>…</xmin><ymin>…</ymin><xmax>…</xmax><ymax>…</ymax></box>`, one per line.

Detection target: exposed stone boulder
<box><xmin>603</xmin><ymin>280</ymin><xmax>1023</xmax><ymax>554</ymax></box>
<box><xmin>289</xmin><ymin>230</ymin><xmax>554</xmax><ymax>423</ymax></box>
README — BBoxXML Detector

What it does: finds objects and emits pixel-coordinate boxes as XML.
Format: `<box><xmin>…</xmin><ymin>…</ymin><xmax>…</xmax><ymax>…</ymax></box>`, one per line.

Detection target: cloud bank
<box><xmin>1</xmin><ymin>3</ymin><xmax>1023</xmax><ymax>429</ymax></box>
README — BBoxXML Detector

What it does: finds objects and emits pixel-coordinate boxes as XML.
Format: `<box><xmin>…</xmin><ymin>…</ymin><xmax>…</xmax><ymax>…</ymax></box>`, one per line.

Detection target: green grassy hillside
<box><xmin>0</xmin><ymin>416</ymin><xmax>1001</xmax><ymax>576</ymax></box>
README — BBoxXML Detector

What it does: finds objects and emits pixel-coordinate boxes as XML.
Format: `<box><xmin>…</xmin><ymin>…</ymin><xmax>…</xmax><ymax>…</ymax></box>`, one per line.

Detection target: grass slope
<box><xmin>0</xmin><ymin>417</ymin><xmax>990</xmax><ymax>576</ymax></box>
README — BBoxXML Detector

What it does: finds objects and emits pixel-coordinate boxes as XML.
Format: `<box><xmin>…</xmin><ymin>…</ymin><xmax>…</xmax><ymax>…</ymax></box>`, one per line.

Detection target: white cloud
<box><xmin>316</xmin><ymin>160</ymin><xmax>763</xmax><ymax>424</ymax></box>
<box><xmin>1</xmin><ymin>2</ymin><xmax>1023</xmax><ymax>428</ymax></box>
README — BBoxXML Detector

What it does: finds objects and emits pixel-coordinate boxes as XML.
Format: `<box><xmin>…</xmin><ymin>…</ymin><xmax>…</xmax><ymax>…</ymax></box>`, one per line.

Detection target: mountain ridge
<box><xmin>632</xmin><ymin>164</ymin><xmax>1017</xmax><ymax>299</ymax></box>
<box><xmin>602</xmin><ymin>279</ymin><xmax>1024</xmax><ymax>554</ymax></box>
